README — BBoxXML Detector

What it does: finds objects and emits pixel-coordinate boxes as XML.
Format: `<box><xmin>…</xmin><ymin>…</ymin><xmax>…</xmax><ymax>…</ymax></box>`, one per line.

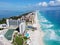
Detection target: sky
<box><xmin>0</xmin><ymin>0</ymin><xmax>60</xmax><ymax>18</ymax></box>
<box><xmin>0</xmin><ymin>0</ymin><xmax>55</xmax><ymax>10</ymax></box>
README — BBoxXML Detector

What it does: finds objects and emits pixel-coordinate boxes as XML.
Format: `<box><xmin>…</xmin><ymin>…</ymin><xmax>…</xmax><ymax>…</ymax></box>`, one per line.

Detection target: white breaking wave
<box><xmin>38</xmin><ymin>13</ymin><xmax>51</xmax><ymax>23</ymax></box>
<box><xmin>40</xmin><ymin>17</ymin><xmax>48</xmax><ymax>22</ymax></box>
<box><xmin>50</xmin><ymin>30</ymin><xmax>60</xmax><ymax>41</ymax></box>
<box><xmin>41</xmin><ymin>24</ymin><xmax>53</xmax><ymax>29</ymax></box>
<box><xmin>49</xmin><ymin>30</ymin><xmax>57</xmax><ymax>40</ymax></box>
<box><xmin>45</xmin><ymin>30</ymin><xmax>60</xmax><ymax>42</ymax></box>
<box><xmin>38</xmin><ymin>11</ymin><xmax>60</xmax><ymax>42</ymax></box>
<box><xmin>38</xmin><ymin>13</ymin><xmax>54</xmax><ymax>29</ymax></box>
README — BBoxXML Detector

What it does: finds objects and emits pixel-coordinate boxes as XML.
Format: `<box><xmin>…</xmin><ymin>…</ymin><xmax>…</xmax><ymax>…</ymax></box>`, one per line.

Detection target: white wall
<box><xmin>6</xmin><ymin>19</ymin><xmax>21</xmax><ymax>28</ymax></box>
<box><xmin>6</xmin><ymin>19</ymin><xmax>9</xmax><ymax>27</ymax></box>
<box><xmin>19</xmin><ymin>21</ymin><xmax>26</xmax><ymax>34</ymax></box>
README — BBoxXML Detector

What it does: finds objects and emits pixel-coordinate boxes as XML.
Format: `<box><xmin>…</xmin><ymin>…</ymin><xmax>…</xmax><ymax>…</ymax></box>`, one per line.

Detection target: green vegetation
<box><xmin>32</xmin><ymin>29</ymin><xmax>34</xmax><ymax>31</ymax></box>
<box><xmin>13</xmin><ymin>36</ymin><xmax>23</xmax><ymax>45</ymax></box>
<box><xmin>9</xmin><ymin>12</ymin><xmax>31</xmax><ymax>20</ymax></box>
<box><xmin>0</xmin><ymin>18</ymin><xmax>6</xmax><ymax>24</ymax></box>
<box><xmin>12</xmin><ymin>34</ymin><xmax>28</xmax><ymax>45</ymax></box>
<box><xmin>0</xmin><ymin>12</ymin><xmax>31</xmax><ymax>24</ymax></box>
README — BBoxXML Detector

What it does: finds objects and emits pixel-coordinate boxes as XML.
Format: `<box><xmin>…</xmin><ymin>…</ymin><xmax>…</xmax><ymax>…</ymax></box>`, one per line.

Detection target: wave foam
<box><xmin>45</xmin><ymin>30</ymin><xmax>60</xmax><ymax>41</ymax></box>
<box><xmin>41</xmin><ymin>24</ymin><xmax>53</xmax><ymax>29</ymax></box>
<box><xmin>38</xmin><ymin>15</ymin><xmax>51</xmax><ymax>23</ymax></box>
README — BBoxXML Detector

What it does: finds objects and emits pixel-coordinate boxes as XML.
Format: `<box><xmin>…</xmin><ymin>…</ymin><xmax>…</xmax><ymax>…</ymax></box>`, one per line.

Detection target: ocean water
<box><xmin>0</xmin><ymin>10</ymin><xmax>31</xmax><ymax>19</ymax></box>
<box><xmin>38</xmin><ymin>10</ymin><xmax>60</xmax><ymax>45</ymax></box>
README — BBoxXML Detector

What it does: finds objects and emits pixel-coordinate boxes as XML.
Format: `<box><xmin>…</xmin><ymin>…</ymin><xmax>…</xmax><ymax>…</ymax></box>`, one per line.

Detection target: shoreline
<box><xmin>36</xmin><ymin>11</ymin><xmax>45</xmax><ymax>45</ymax></box>
<box><xmin>37</xmin><ymin>19</ymin><xmax>45</xmax><ymax>45</ymax></box>
<box><xmin>28</xmin><ymin>11</ymin><xmax>45</xmax><ymax>45</ymax></box>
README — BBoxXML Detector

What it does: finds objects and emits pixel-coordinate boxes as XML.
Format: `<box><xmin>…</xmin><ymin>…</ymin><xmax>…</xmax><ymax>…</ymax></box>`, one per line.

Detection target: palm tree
<box><xmin>13</xmin><ymin>34</ymin><xmax>28</xmax><ymax>45</ymax></box>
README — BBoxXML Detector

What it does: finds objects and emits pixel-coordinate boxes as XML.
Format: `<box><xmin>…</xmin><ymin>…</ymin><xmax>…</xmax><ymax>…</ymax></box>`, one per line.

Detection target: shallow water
<box><xmin>38</xmin><ymin>10</ymin><xmax>60</xmax><ymax>45</ymax></box>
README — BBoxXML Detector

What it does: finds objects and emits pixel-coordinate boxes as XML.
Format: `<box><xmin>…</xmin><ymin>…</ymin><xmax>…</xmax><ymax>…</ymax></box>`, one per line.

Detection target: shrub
<box><xmin>13</xmin><ymin>34</ymin><xmax>28</xmax><ymax>45</ymax></box>
<box><xmin>13</xmin><ymin>36</ymin><xmax>23</xmax><ymax>45</ymax></box>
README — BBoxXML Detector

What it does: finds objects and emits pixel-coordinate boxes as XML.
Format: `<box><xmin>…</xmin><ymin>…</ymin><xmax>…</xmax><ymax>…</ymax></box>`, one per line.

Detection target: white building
<box><xmin>0</xmin><ymin>24</ymin><xmax>7</xmax><ymax>28</ymax></box>
<box><xmin>19</xmin><ymin>21</ymin><xmax>26</xmax><ymax>34</ymax></box>
<box><xmin>6</xmin><ymin>19</ymin><xmax>21</xmax><ymax>29</ymax></box>
<box><xmin>6</xmin><ymin>19</ymin><xmax>26</xmax><ymax>34</ymax></box>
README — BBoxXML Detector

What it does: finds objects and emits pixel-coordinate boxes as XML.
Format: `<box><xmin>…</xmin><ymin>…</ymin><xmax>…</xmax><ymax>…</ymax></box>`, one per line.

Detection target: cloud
<box><xmin>49</xmin><ymin>1</ymin><xmax>55</xmax><ymax>6</ymax></box>
<box><xmin>41</xmin><ymin>2</ymin><xmax>48</xmax><ymax>7</ymax></box>
<box><xmin>38</xmin><ymin>0</ymin><xmax>60</xmax><ymax>7</ymax></box>
<box><xmin>35</xmin><ymin>0</ymin><xmax>60</xmax><ymax>11</ymax></box>
<box><xmin>55</xmin><ymin>0</ymin><xmax>60</xmax><ymax>5</ymax></box>
<box><xmin>56</xmin><ymin>0</ymin><xmax>60</xmax><ymax>2</ymax></box>
<box><xmin>49</xmin><ymin>0</ymin><xmax>60</xmax><ymax>6</ymax></box>
<box><xmin>38</xmin><ymin>2</ymin><xmax>48</xmax><ymax>7</ymax></box>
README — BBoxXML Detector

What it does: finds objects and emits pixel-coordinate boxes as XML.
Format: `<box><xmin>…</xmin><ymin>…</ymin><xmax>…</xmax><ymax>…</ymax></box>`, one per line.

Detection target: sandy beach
<box><xmin>28</xmin><ymin>11</ymin><xmax>45</xmax><ymax>45</ymax></box>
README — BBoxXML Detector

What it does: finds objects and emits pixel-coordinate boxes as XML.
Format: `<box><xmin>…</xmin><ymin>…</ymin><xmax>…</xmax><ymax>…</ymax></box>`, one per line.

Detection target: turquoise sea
<box><xmin>38</xmin><ymin>10</ymin><xmax>60</xmax><ymax>45</ymax></box>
